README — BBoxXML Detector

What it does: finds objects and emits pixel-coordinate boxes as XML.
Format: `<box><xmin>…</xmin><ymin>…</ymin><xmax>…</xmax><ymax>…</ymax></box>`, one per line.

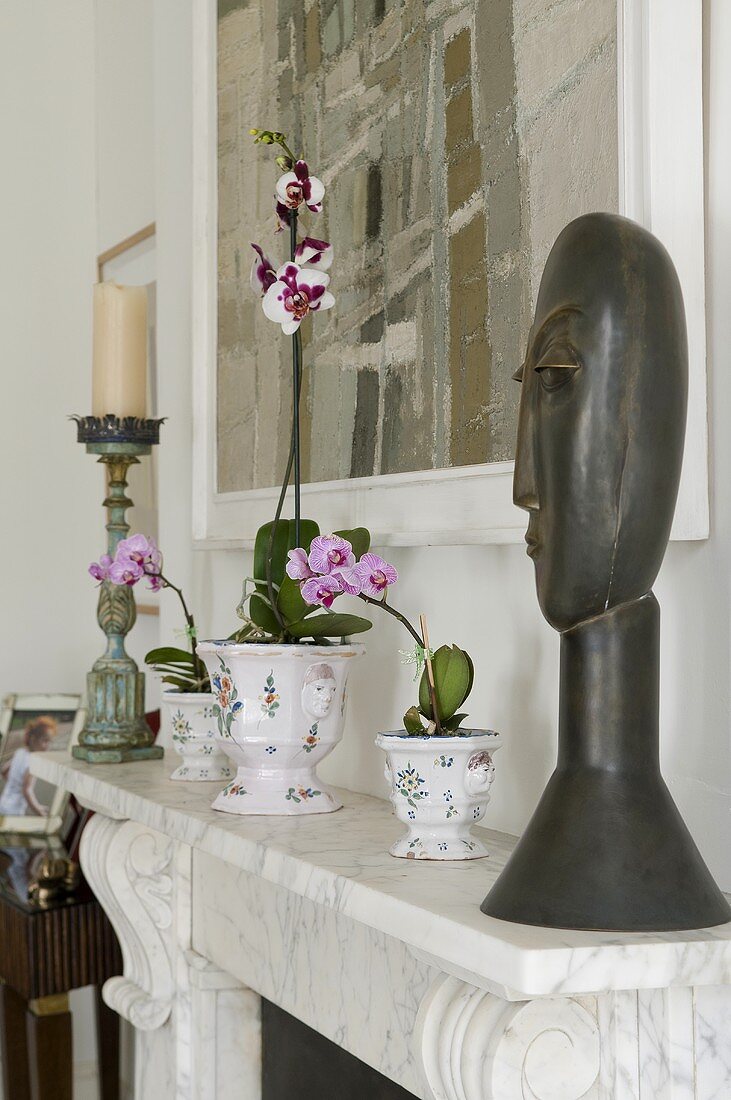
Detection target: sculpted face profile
<box><xmin>482</xmin><ymin>213</ymin><xmax>730</xmax><ymax>930</ymax></box>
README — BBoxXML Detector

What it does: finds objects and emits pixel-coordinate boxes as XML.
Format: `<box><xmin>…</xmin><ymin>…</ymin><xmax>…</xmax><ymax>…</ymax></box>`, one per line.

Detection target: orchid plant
<box><xmin>239</xmin><ymin>131</ymin><xmax>474</xmax><ymax>734</ymax></box>
<box><xmin>89</xmin><ymin>535</ymin><xmax>209</xmax><ymax>693</ymax></box>
<box><xmin>285</xmin><ymin>532</ymin><xmax>474</xmax><ymax>736</ymax></box>
<box><xmin>238</xmin><ymin>129</ymin><xmax>370</xmax><ymax>643</ymax></box>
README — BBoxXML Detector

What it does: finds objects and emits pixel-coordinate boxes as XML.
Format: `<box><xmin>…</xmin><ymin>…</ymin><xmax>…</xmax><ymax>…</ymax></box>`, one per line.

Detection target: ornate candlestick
<box><xmin>72</xmin><ymin>416</ymin><xmax>165</xmax><ymax>763</ymax></box>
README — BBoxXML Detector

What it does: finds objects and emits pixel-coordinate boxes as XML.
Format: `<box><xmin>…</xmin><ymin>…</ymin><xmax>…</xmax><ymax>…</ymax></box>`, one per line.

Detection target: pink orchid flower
<box><xmin>352</xmin><ymin>553</ymin><xmax>398</xmax><ymax>598</ymax></box>
<box><xmin>262</xmin><ymin>262</ymin><xmax>335</xmax><ymax>335</ymax></box>
<box><xmin>308</xmin><ymin>535</ymin><xmax>355</xmax><ymax>575</ymax></box>
<box><xmin>116</xmin><ymin>533</ymin><xmax>162</xmax><ymax>577</ymax></box>
<box><xmin>331</xmin><ymin>567</ymin><xmax>363</xmax><ymax>596</ymax></box>
<box><xmin>109</xmin><ymin>559</ymin><xmax>144</xmax><ymax>587</ymax></box>
<box><xmin>285</xmin><ymin>547</ymin><xmax>314</xmax><ymax>582</ymax></box>
<box><xmin>250</xmin><ymin>243</ymin><xmax>276</xmax><ymax>296</ymax></box>
<box><xmin>301</xmin><ymin>575</ymin><xmax>342</xmax><ymax>609</ymax></box>
<box><xmin>88</xmin><ymin>554</ymin><xmax>113</xmax><ymax>583</ymax></box>
<box><xmin>294</xmin><ymin>237</ymin><xmax>333</xmax><ymax>271</ymax></box>
<box><xmin>275</xmin><ymin>160</ymin><xmax>325</xmax><ymax>214</ymax></box>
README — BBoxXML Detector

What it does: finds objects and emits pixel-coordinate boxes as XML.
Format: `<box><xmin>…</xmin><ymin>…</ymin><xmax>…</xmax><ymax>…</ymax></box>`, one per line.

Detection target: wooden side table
<box><xmin>0</xmin><ymin>854</ymin><xmax>122</xmax><ymax>1100</ymax></box>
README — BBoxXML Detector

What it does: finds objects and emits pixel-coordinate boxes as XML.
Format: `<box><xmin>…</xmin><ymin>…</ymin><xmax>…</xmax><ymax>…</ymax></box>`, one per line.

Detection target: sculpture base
<box><xmin>73</xmin><ymin>744</ymin><xmax>164</xmax><ymax>764</ymax></box>
<box><xmin>482</xmin><ymin>766</ymin><xmax>731</xmax><ymax>931</ymax></box>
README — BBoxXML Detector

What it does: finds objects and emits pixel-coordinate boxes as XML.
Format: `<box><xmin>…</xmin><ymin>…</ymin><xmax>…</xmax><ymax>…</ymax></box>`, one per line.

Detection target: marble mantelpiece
<box><xmin>33</xmin><ymin>752</ymin><xmax>731</xmax><ymax>1100</ymax></box>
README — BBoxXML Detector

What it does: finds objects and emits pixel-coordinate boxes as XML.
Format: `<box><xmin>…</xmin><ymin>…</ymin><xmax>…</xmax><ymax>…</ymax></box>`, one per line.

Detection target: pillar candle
<box><xmin>92</xmin><ymin>282</ymin><xmax>148</xmax><ymax>418</ymax></box>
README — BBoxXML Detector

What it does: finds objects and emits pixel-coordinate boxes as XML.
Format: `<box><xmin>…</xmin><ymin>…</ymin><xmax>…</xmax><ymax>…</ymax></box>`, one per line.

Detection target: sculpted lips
<box><xmin>525</xmin><ymin>515</ymin><xmax>541</xmax><ymax>558</ymax></box>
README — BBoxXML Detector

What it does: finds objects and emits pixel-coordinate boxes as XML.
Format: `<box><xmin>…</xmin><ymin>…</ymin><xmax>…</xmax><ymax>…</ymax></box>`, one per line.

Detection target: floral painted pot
<box><xmin>196</xmin><ymin>641</ymin><xmax>364</xmax><ymax>816</ymax></box>
<box><xmin>163</xmin><ymin>691</ymin><xmax>233</xmax><ymax>782</ymax></box>
<box><xmin>376</xmin><ymin>731</ymin><xmax>501</xmax><ymax>860</ymax></box>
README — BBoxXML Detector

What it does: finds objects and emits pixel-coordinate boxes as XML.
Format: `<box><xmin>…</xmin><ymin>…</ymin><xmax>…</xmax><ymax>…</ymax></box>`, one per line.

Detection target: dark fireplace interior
<box><xmin>262</xmin><ymin>999</ymin><xmax>419</xmax><ymax>1099</ymax></box>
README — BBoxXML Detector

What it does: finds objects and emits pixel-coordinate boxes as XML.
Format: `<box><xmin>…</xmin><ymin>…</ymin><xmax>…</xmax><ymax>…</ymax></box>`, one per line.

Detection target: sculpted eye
<box><xmin>534</xmin><ymin>345</ymin><xmax>580</xmax><ymax>392</ymax></box>
<box><xmin>512</xmin><ymin>362</ymin><xmax>526</xmax><ymax>383</ymax></box>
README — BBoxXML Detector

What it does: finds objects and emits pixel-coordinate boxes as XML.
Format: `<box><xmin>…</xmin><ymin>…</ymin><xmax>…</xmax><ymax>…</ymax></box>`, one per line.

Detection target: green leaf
<box><xmin>403</xmin><ymin>706</ymin><xmax>426</xmax><ymax>734</ymax></box>
<box><xmin>419</xmin><ymin>644</ymin><xmax>472</xmax><ymax>723</ymax></box>
<box><xmin>334</xmin><ymin>527</ymin><xmax>371</xmax><ymax>560</ymax></box>
<box><xmin>145</xmin><ymin>646</ymin><xmax>196</xmax><ymax>666</ymax></box>
<box><xmin>253</xmin><ymin>518</ymin><xmax>320</xmax><ymax>595</ymax></box>
<box><xmin>161</xmin><ymin>674</ymin><xmax>196</xmax><ymax>690</ymax></box>
<box><xmin>442</xmin><ymin>712</ymin><xmax>469</xmax><ymax>732</ymax></box>
<box><xmin>249</xmin><ymin>593</ymin><xmax>282</xmax><ymax>636</ymax></box>
<box><xmin>286</xmin><ymin>613</ymin><xmax>372</xmax><ymax>639</ymax></box>
<box><xmin>277</xmin><ymin>573</ymin><xmax>310</xmax><ymax>626</ymax></box>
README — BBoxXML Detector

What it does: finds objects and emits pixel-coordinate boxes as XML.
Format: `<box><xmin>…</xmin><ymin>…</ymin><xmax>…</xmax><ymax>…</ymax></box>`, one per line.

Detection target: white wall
<box><xmin>154</xmin><ymin>0</ymin><xmax>731</xmax><ymax>891</ymax></box>
<box><xmin>0</xmin><ymin>2</ymin><xmax>154</xmax><ymax>1093</ymax></box>
<box><xmin>0</xmin><ymin>0</ymin><xmax>101</xmax><ymax>1088</ymax></box>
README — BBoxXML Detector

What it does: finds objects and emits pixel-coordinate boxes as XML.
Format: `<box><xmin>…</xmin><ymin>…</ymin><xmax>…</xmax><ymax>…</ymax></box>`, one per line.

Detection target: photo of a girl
<box><xmin>0</xmin><ymin>715</ymin><xmax>58</xmax><ymax>816</ymax></box>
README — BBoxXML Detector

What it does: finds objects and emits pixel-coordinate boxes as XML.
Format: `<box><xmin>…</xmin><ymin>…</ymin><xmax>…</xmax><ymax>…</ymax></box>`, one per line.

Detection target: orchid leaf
<box><xmin>145</xmin><ymin>646</ymin><xmax>196</xmax><ymax>666</ymax></box>
<box><xmin>334</xmin><ymin>527</ymin><xmax>371</xmax><ymax>560</ymax></box>
<box><xmin>277</xmin><ymin>574</ymin><xmax>310</xmax><ymax>625</ymax></box>
<box><xmin>286</xmin><ymin>613</ymin><xmax>372</xmax><ymax>639</ymax></box>
<box><xmin>403</xmin><ymin>706</ymin><xmax>426</xmax><ymax>734</ymax></box>
<box><xmin>442</xmin><ymin>712</ymin><xmax>469</xmax><ymax>732</ymax></box>
<box><xmin>249</xmin><ymin>593</ymin><xmax>282</xmax><ymax>635</ymax></box>
<box><xmin>419</xmin><ymin>644</ymin><xmax>472</xmax><ymax>723</ymax></box>
<box><xmin>253</xmin><ymin>518</ymin><xmax>320</xmax><ymax>595</ymax></box>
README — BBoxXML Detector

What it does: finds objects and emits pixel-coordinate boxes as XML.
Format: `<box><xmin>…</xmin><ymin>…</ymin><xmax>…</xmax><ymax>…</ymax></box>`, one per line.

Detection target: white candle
<box><xmin>92</xmin><ymin>282</ymin><xmax>148</xmax><ymax>418</ymax></box>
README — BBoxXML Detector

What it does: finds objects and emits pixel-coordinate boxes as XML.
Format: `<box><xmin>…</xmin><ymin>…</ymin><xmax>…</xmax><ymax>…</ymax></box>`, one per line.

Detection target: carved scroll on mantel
<box><xmin>415</xmin><ymin>973</ymin><xmax>731</xmax><ymax>1100</ymax></box>
<box><xmin>79</xmin><ymin>814</ymin><xmax>174</xmax><ymax>1030</ymax></box>
<box><xmin>415</xmin><ymin>974</ymin><xmax>600</xmax><ymax>1100</ymax></box>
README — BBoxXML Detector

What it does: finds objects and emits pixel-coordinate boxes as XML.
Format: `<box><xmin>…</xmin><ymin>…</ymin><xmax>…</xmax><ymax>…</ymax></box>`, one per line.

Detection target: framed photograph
<box><xmin>0</xmin><ymin>695</ymin><xmax>85</xmax><ymax>836</ymax></box>
<box><xmin>191</xmin><ymin>0</ymin><xmax>707</xmax><ymax>548</ymax></box>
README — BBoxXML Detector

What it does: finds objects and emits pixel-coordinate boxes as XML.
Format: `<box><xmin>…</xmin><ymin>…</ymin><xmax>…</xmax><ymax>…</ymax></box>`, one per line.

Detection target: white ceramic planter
<box><xmin>163</xmin><ymin>691</ymin><xmax>233</xmax><ymax>782</ymax></box>
<box><xmin>376</xmin><ymin>731</ymin><xmax>501</xmax><ymax>860</ymax></box>
<box><xmin>196</xmin><ymin>641</ymin><xmax>364</xmax><ymax>816</ymax></box>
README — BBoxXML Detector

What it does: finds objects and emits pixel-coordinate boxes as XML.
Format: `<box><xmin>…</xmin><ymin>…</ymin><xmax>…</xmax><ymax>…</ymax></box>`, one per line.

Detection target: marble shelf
<box><xmin>32</xmin><ymin>752</ymin><xmax>731</xmax><ymax>1003</ymax></box>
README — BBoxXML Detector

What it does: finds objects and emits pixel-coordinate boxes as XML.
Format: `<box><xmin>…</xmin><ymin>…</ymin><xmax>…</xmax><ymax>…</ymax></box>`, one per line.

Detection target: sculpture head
<box><xmin>514</xmin><ymin>214</ymin><xmax>688</xmax><ymax>632</ymax></box>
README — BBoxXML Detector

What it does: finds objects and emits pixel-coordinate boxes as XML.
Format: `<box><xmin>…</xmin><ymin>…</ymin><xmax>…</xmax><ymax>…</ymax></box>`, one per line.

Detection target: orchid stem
<box><xmin>357</xmin><ymin>593</ymin><xmax>424</xmax><ymax>649</ymax></box>
<box><xmin>420</xmin><ymin>613</ymin><xmax>443</xmax><ymax>734</ymax></box>
<box><xmin>290</xmin><ymin>211</ymin><xmax>301</xmax><ymax>548</ymax></box>
<box><xmin>159</xmin><ymin>573</ymin><xmax>208</xmax><ymax>687</ymax></box>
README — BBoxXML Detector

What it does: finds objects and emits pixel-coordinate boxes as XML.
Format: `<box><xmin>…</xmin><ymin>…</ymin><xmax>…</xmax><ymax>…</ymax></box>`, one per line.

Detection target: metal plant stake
<box><xmin>72</xmin><ymin>416</ymin><xmax>165</xmax><ymax>762</ymax></box>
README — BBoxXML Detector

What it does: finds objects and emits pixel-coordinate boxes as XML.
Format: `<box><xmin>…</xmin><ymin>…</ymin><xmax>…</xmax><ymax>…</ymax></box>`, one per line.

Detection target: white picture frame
<box><xmin>191</xmin><ymin>0</ymin><xmax>708</xmax><ymax>549</ymax></box>
<box><xmin>0</xmin><ymin>694</ymin><xmax>85</xmax><ymax>836</ymax></box>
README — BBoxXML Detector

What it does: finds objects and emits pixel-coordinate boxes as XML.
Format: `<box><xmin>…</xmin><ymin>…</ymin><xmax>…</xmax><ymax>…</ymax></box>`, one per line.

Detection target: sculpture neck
<box><xmin>558</xmin><ymin>593</ymin><xmax>660</xmax><ymax>773</ymax></box>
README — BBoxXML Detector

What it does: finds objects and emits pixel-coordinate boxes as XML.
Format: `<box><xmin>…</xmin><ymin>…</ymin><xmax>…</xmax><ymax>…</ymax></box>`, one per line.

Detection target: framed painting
<box><xmin>192</xmin><ymin>0</ymin><xmax>707</xmax><ymax>547</ymax></box>
<box><xmin>0</xmin><ymin>695</ymin><xmax>85</xmax><ymax>836</ymax></box>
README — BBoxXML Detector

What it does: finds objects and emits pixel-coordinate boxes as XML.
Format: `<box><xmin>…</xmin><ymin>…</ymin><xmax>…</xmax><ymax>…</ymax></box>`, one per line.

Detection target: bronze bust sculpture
<box><xmin>482</xmin><ymin>213</ymin><xmax>731</xmax><ymax>930</ymax></box>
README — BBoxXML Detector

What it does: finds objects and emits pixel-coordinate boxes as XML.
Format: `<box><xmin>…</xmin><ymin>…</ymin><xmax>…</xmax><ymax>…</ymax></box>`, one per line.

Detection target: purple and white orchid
<box><xmin>88</xmin><ymin>534</ymin><xmax>207</xmax><ymax>690</ymax></box>
<box><xmin>115</xmin><ymin>533</ymin><xmax>162</xmax><ymax>578</ymax></box>
<box><xmin>288</xmin><ymin>539</ymin><xmax>399</xmax><ymax>605</ymax></box>
<box><xmin>307</xmin><ymin>534</ymin><xmax>355</xmax><ymax>575</ymax></box>
<box><xmin>295</xmin><ymin>236</ymin><xmax>333</xmax><ymax>271</ymax></box>
<box><xmin>285</xmin><ymin>547</ymin><xmax>314</xmax><ymax>582</ymax></box>
<box><xmin>352</xmin><ymin>553</ymin><xmax>399</xmax><ymax>598</ymax></box>
<box><xmin>300</xmin><ymin>575</ymin><xmax>342</xmax><ymax>609</ymax></box>
<box><xmin>250</xmin><ymin>243</ymin><xmax>276</xmax><ymax>296</ymax></box>
<box><xmin>262</xmin><ymin>262</ymin><xmax>335</xmax><ymax>335</ymax></box>
<box><xmin>88</xmin><ymin>554</ymin><xmax>113</xmax><ymax>583</ymax></box>
<box><xmin>275</xmin><ymin>160</ymin><xmax>325</xmax><ymax>214</ymax></box>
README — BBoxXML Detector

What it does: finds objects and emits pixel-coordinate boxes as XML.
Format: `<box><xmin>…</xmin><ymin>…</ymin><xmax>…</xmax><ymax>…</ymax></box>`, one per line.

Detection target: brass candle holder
<box><xmin>72</xmin><ymin>415</ymin><xmax>165</xmax><ymax>763</ymax></box>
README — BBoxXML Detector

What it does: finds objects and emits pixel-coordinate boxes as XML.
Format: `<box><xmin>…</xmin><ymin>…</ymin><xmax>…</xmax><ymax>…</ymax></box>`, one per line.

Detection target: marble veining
<box><xmin>33</xmin><ymin>753</ymin><xmax>731</xmax><ymax>1002</ymax></box>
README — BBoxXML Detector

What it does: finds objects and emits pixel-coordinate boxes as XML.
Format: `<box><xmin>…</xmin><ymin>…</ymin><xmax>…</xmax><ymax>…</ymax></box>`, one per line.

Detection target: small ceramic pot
<box><xmin>196</xmin><ymin>641</ymin><xmax>364</xmax><ymax>815</ymax></box>
<box><xmin>376</xmin><ymin>731</ymin><xmax>501</xmax><ymax>860</ymax></box>
<box><xmin>163</xmin><ymin>691</ymin><xmax>233</xmax><ymax>782</ymax></box>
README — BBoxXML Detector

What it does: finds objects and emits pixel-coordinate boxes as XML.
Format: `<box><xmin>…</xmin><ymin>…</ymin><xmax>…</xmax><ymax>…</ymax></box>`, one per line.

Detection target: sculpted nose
<box><xmin>513</xmin><ymin>378</ymin><xmax>539</xmax><ymax>512</ymax></box>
